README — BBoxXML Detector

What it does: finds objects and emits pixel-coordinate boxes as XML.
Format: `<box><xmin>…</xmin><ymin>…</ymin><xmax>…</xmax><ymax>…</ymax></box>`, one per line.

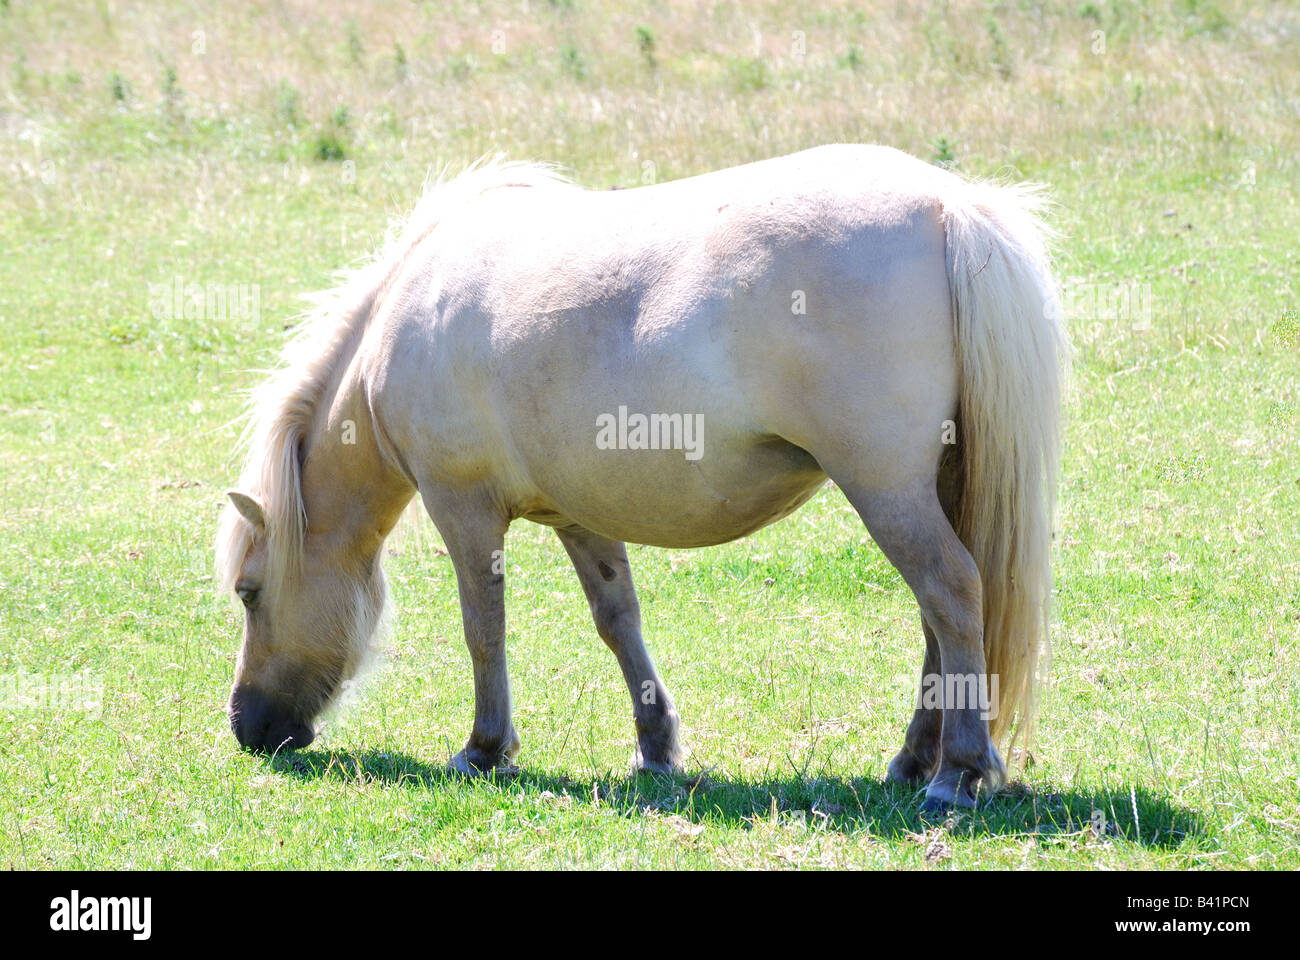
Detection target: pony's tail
<box><xmin>941</xmin><ymin>180</ymin><xmax>1068</xmax><ymax>755</ymax></box>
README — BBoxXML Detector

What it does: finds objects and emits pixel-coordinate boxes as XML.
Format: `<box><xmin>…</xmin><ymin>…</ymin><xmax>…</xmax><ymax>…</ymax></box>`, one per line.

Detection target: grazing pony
<box><xmin>216</xmin><ymin>145</ymin><xmax>1066</xmax><ymax>809</ymax></box>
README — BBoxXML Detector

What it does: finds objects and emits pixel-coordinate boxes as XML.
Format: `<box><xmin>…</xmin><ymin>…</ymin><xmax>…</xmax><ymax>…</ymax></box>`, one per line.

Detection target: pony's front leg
<box><xmin>422</xmin><ymin>489</ymin><xmax>520</xmax><ymax>775</ymax></box>
<box><xmin>555</xmin><ymin>526</ymin><xmax>682</xmax><ymax>774</ymax></box>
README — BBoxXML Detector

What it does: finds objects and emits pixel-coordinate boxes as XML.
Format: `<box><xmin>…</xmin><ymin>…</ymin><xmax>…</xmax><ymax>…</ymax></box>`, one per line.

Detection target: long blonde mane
<box><xmin>214</xmin><ymin>157</ymin><xmax>572</xmax><ymax>602</ymax></box>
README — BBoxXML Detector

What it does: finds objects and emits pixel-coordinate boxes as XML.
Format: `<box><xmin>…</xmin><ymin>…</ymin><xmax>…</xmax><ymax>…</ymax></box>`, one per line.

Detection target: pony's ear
<box><xmin>227</xmin><ymin>490</ymin><xmax>266</xmax><ymax>533</ymax></box>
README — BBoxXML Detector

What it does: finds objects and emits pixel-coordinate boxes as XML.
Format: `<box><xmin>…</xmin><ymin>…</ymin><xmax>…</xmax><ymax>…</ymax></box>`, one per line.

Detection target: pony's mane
<box><xmin>215</xmin><ymin>157</ymin><xmax>572</xmax><ymax>599</ymax></box>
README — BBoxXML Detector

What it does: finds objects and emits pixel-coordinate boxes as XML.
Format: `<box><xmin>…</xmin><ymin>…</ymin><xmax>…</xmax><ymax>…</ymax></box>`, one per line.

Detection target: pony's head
<box><xmin>216</xmin><ymin>480</ymin><xmax>388</xmax><ymax>753</ymax></box>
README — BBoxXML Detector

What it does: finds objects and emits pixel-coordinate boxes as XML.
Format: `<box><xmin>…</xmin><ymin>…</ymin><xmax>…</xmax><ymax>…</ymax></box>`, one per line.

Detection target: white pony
<box><xmin>217</xmin><ymin>145</ymin><xmax>1066</xmax><ymax>809</ymax></box>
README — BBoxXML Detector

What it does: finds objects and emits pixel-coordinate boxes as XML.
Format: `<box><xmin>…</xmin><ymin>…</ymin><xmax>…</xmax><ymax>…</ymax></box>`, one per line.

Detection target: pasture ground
<box><xmin>1</xmin><ymin>0</ymin><xmax>1297</xmax><ymax>868</ymax></box>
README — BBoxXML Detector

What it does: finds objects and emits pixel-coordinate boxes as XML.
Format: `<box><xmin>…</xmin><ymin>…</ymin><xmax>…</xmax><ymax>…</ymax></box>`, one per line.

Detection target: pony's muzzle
<box><xmin>229</xmin><ymin>684</ymin><xmax>315</xmax><ymax>753</ymax></box>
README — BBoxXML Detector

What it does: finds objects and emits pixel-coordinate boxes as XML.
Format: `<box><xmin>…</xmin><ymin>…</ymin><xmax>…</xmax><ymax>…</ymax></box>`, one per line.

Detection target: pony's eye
<box><xmin>236</xmin><ymin>585</ymin><xmax>260</xmax><ymax>609</ymax></box>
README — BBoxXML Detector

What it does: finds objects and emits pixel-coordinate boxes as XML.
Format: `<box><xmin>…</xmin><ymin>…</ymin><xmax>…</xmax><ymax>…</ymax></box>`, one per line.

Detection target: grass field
<box><xmin>1</xmin><ymin>0</ymin><xmax>1297</xmax><ymax>869</ymax></box>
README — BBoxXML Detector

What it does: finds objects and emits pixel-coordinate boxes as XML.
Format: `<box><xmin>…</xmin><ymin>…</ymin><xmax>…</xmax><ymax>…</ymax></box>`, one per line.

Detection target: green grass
<box><xmin>1</xmin><ymin>0</ymin><xmax>1297</xmax><ymax>869</ymax></box>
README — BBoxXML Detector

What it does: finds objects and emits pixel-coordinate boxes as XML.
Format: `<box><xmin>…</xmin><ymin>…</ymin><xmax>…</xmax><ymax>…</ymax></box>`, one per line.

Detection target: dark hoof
<box><xmin>447</xmin><ymin>749</ymin><xmax>519</xmax><ymax>778</ymax></box>
<box><xmin>920</xmin><ymin>796</ymin><xmax>952</xmax><ymax>814</ymax></box>
<box><xmin>631</xmin><ymin>759</ymin><xmax>680</xmax><ymax>776</ymax></box>
<box><xmin>887</xmin><ymin>748</ymin><xmax>937</xmax><ymax>787</ymax></box>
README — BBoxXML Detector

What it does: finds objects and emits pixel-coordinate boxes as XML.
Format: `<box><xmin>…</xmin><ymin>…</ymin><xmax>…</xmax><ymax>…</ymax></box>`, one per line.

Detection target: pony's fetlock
<box><xmin>632</xmin><ymin>709</ymin><xmax>682</xmax><ymax>774</ymax></box>
<box><xmin>449</xmin><ymin>729</ymin><xmax>521</xmax><ymax>777</ymax></box>
<box><xmin>923</xmin><ymin>742</ymin><xmax>1006</xmax><ymax>810</ymax></box>
<box><xmin>886</xmin><ymin>746</ymin><xmax>938</xmax><ymax>787</ymax></box>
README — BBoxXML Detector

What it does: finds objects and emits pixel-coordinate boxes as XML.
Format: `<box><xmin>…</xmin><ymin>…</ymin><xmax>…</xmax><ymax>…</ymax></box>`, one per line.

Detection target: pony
<box><xmin>216</xmin><ymin>145</ymin><xmax>1067</xmax><ymax>809</ymax></box>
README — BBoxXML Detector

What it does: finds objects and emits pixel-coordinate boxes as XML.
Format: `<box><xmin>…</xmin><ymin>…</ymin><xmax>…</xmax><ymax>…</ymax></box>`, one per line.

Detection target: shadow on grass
<box><xmin>264</xmin><ymin>748</ymin><xmax>1202</xmax><ymax>848</ymax></box>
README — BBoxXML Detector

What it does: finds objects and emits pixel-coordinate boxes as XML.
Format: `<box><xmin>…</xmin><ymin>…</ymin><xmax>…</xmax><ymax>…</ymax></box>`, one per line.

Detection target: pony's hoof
<box><xmin>920</xmin><ymin>738</ymin><xmax>1006</xmax><ymax>809</ymax></box>
<box><xmin>631</xmin><ymin>743</ymin><xmax>683</xmax><ymax>775</ymax></box>
<box><xmin>631</xmin><ymin>757</ymin><xmax>679</xmax><ymax>776</ymax></box>
<box><xmin>922</xmin><ymin>765</ymin><xmax>1000</xmax><ymax>809</ymax></box>
<box><xmin>886</xmin><ymin>749</ymin><xmax>936</xmax><ymax>787</ymax></box>
<box><xmin>919</xmin><ymin>795</ymin><xmax>953</xmax><ymax>814</ymax></box>
<box><xmin>447</xmin><ymin>749</ymin><xmax>519</xmax><ymax>778</ymax></box>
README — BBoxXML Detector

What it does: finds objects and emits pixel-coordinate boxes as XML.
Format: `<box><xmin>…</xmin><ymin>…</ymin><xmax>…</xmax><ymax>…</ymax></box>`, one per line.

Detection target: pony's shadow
<box><xmin>267</xmin><ymin>748</ymin><xmax>1201</xmax><ymax>847</ymax></box>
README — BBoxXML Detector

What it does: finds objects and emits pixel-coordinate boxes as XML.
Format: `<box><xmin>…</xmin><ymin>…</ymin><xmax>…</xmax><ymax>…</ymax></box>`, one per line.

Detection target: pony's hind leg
<box><xmin>838</xmin><ymin>479</ymin><xmax>1005</xmax><ymax>809</ymax></box>
<box><xmin>420</xmin><ymin>487</ymin><xmax>520</xmax><ymax>774</ymax></box>
<box><xmin>885</xmin><ymin>621</ymin><xmax>941</xmax><ymax>786</ymax></box>
<box><xmin>886</xmin><ymin>451</ymin><xmax>960</xmax><ymax>787</ymax></box>
<box><xmin>555</xmin><ymin>526</ymin><xmax>682</xmax><ymax>774</ymax></box>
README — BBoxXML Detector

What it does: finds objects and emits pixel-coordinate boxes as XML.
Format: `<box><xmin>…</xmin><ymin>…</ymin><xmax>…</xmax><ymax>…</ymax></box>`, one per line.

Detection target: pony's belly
<box><xmin>519</xmin><ymin>439</ymin><xmax>829</xmax><ymax>548</ymax></box>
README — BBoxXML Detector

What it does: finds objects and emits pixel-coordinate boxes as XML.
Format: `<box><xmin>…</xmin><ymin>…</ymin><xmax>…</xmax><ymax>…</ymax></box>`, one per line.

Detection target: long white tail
<box><xmin>942</xmin><ymin>180</ymin><xmax>1068</xmax><ymax>751</ymax></box>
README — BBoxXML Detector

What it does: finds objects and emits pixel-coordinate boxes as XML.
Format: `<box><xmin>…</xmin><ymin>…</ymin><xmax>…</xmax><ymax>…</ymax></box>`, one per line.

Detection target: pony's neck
<box><xmin>298</xmin><ymin>363</ymin><xmax>414</xmax><ymax>574</ymax></box>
